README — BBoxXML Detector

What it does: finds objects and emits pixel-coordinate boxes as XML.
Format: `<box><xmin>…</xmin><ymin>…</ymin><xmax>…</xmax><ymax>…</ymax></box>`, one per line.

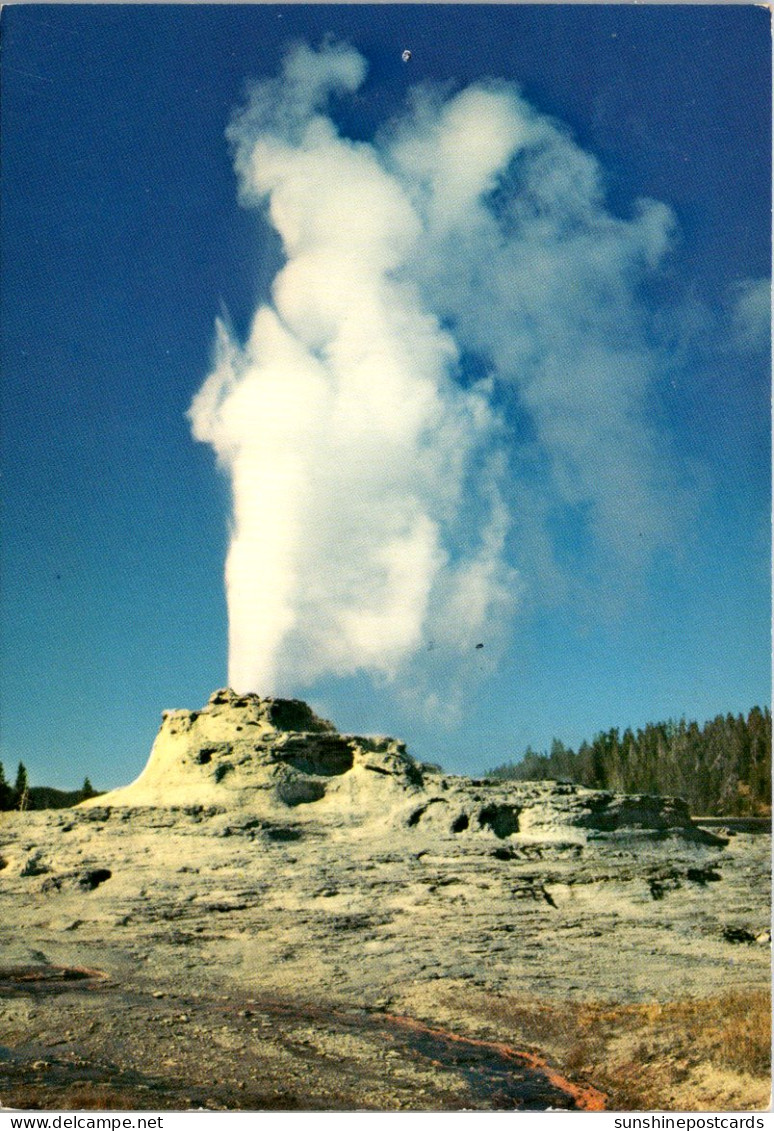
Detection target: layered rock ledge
<box><xmin>82</xmin><ymin>689</ymin><xmax>720</xmax><ymax>849</ymax></box>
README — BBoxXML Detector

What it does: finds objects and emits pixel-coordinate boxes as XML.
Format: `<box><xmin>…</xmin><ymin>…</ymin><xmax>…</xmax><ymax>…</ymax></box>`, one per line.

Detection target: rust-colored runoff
<box><xmin>380</xmin><ymin>1010</ymin><xmax>607</xmax><ymax>1111</ymax></box>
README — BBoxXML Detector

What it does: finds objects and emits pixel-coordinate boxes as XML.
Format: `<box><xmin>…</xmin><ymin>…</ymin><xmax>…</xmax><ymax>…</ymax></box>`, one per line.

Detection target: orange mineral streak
<box><xmin>381</xmin><ymin>1011</ymin><xmax>607</xmax><ymax>1111</ymax></box>
<box><xmin>0</xmin><ymin>965</ymin><xmax>109</xmax><ymax>983</ymax></box>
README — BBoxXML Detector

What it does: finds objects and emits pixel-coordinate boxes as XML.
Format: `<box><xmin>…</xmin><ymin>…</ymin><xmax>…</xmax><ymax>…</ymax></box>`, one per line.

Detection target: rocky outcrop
<box><xmin>81</xmin><ymin>690</ymin><xmax>720</xmax><ymax>847</ymax></box>
<box><xmin>82</xmin><ymin>689</ymin><xmax>417</xmax><ymax>814</ymax></box>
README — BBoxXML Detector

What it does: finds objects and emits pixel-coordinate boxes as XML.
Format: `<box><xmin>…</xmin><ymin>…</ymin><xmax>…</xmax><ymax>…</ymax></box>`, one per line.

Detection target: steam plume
<box><xmin>189</xmin><ymin>42</ymin><xmax>678</xmax><ymax>706</ymax></box>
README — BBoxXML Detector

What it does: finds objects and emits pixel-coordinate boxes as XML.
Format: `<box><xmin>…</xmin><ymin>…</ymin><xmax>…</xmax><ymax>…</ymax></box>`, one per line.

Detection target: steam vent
<box><xmin>83</xmin><ymin>689</ymin><xmax>720</xmax><ymax>846</ymax></box>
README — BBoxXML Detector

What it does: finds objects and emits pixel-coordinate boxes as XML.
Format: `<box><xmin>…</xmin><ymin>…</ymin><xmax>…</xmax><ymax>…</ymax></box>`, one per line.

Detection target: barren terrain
<box><xmin>1</xmin><ymin>692</ymin><xmax>770</xmax><ymax>1111</ymax></box>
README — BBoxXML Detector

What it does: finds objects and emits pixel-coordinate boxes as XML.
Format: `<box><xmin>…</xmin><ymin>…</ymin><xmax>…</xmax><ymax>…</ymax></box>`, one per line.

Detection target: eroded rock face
<box><xmin>81</xmin><ymin>691</ymin><xmax>719</xmax><ymax>851</ymax></box>
<box><xmin>82</xmin><ymin>689</ymin><xmax>415</xmax><ymax>815</ymax></box>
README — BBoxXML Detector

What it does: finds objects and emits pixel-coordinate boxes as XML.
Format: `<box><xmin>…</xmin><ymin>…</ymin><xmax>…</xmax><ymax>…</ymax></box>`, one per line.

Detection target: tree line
<box><xmin>487</xmin><ymin>707</ymin><xmax>771</xmax><ymax>817</ymax></box>
<box><xmin>0</xmin><ymin>761</ymin><xmax>99</xmax><ymax>811</ymax></box>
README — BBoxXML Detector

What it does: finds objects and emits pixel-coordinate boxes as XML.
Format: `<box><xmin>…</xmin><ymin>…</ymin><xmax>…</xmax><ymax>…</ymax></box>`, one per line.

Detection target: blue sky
<box><xmin>1</xmin><ymin>4</ymin><xmax>770</xmax><ymax>789</ymax></box>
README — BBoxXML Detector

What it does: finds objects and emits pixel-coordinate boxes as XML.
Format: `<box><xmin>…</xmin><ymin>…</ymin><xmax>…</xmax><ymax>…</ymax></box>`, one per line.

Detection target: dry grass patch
<box><xmin>419</xmin><ymin>983</ymin><xmax>771</xmax><ymax>1111</ymax></box>
<box><xmin>640</xmin><ymin>991</ymin><xmax>771</xmax><ymax>1077</ymax></box>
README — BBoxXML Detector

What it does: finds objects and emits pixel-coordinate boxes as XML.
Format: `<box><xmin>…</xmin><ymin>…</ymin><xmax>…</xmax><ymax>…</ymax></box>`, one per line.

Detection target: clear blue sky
<box><xmin>1</xmin><ymin>4</ymin><xmax>770</xmax><ymax>789</ymax></box>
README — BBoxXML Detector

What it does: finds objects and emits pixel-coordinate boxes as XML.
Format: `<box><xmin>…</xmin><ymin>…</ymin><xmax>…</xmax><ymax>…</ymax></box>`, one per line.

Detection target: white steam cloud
<box><xmin>189</xmin><ymin>42</ymin><xmax>680</xmax><ymax>707</ymax></box>
<box><xmin>731</xmin><ymin>277</ymin><xmax>771</xmax><ymax>352</ymax></box>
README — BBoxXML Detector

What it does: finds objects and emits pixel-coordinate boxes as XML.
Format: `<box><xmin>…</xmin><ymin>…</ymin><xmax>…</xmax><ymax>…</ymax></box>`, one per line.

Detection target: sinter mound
<box><xmin>81</xmin><ymin>688</ymin><xmax>718</xmax><ymax>846</ymax></box>
<box><xmin>2</xmin><ymin>691</ymin><xmax>770</xmax><ymax>1111</ymax></box>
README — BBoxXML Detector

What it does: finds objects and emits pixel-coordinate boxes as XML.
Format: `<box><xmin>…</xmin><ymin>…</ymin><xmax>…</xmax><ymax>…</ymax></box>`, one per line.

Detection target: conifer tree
<box><xmin>0</xmin><ymin>762</ymin><xmax>12</xmax><ymax>810</ymax></box>
<box><xmin>13</xmin><ymin>762</ymin><xmax>28</xmax><ymax>809</ymax></box>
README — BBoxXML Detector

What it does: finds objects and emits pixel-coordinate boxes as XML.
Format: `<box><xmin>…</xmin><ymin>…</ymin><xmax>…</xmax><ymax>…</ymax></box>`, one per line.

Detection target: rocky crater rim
<box><xmin>162</xmin><ymin>688</ymin><xmax>338</xmax><ymax>734</ymax></box>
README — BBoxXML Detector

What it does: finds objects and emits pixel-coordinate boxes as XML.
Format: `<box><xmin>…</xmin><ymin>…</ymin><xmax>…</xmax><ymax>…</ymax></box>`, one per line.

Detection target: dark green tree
<box><xmin>0</xmin><ymin>762</ymin><xmax>13</xmax><ymax>810</ymax></box>
<box><xmin>13</xmin><ymin>762</ymin><xmax>29</xmax><ymax>809</ymax></box>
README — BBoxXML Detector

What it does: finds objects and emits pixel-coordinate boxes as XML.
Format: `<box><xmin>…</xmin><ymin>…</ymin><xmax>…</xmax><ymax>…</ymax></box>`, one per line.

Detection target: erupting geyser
<box><xmin>188</xmin><ymin>41</ymin><xmax>678</xmax><ymax>710</ymax></box>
